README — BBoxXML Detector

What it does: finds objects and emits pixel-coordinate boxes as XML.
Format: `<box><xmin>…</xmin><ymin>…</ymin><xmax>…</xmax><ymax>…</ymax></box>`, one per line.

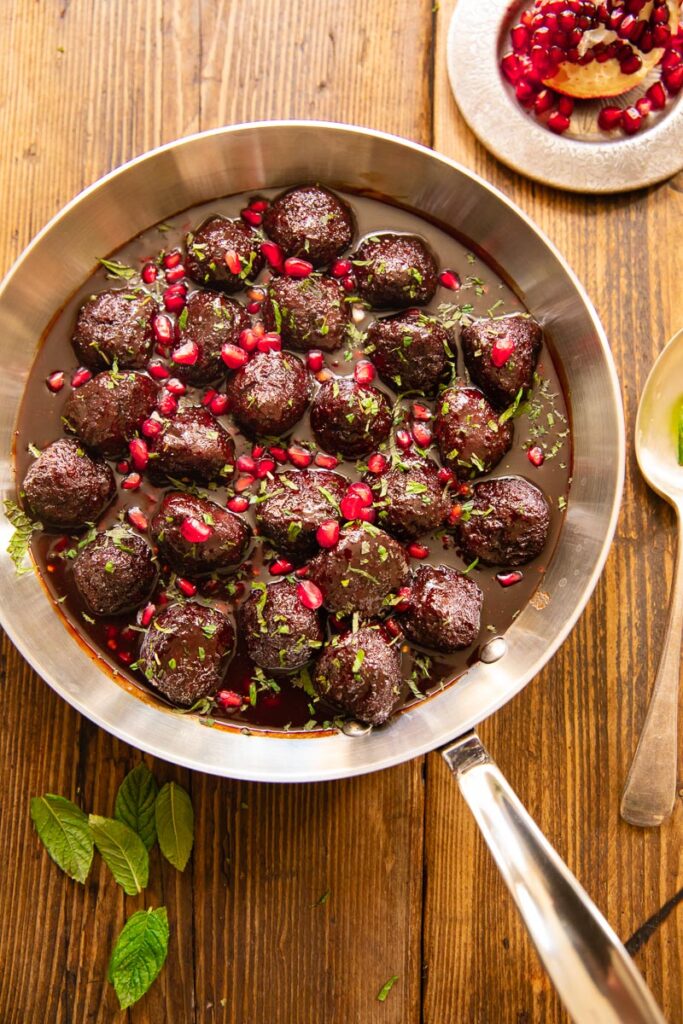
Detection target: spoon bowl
<box><xmin>636</xmin><ymin>327</ymin><xmax>683</xmax><ymax>507</ymax></box>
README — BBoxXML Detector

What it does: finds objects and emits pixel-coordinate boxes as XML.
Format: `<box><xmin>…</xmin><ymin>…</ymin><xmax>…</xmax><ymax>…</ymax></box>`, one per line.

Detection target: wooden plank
<box><xmin>424</xmin><ymin>1</ymin><xmax>683</xmax><ymax>1021</ymax></box>
<box><xmin>0</xmin><ymin>2</ymin><xmax>433</xmax><ymax>1022</ymax></box>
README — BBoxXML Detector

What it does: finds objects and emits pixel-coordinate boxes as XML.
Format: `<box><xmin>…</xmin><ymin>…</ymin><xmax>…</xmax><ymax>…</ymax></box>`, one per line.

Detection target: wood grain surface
<box><xmin>0</xmin><ymin>1</ymin><xmax>681</xmax><ymax>1022</ymax></box>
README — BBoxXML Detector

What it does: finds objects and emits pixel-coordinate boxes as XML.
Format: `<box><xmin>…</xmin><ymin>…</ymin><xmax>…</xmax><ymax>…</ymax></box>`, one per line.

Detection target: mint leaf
<box><xmin>154</xmin><ymin>782</ymin><xmax>194</xmax><ymax>871</ymax></box>
<box><xmin>30</xmin><ymin>794</ymin><xmax>93</xmax><ymax>883</ymax></box>
<box><xmin>115</xmin><ymin>764</ymin><xmax>158</xmax><ymax>851</ymax></box>
<box><xmin>4</xmin><ymin>499</ymin><xmax>41</xmax><ymax>575</ymax></box>
<box><xmin>377</xmin><ymin>975</ymin><xmax>399</xmax><ymax>1002</ymax></box>
<box><xmin>98</xmin><ymin>257</ymin><xmax>136</xmax><ymax>280</ymax></box>
<box><xmin>108</xmin><ymin>907</ymin><xmax>169</xmax><ymax>1010</ymax></box>
<box><xmin>89</xmin><ymin>815</ymin><xmax>149</xmax><ymax>895</ymax></box>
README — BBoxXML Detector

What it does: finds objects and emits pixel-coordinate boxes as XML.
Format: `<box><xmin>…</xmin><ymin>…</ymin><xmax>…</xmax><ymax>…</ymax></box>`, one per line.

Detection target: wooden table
<box><xmin>1</xmin><ymin>2</ymin><xmax>681</xmax><ymax>1021</ymax></box>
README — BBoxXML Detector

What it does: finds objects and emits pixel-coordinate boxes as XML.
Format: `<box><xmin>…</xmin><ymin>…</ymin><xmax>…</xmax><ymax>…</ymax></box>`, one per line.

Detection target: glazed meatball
<box><xmin>434</xmin><ymin>384</ymin><xmax>513</xmax><ymax>479</ymax></box>
<box><xmin>455</xmin><ymin>476</ymin><xmax>551</xmax><ymax>567</ymax></box>
<box><xmin>227</xmin><ymin>350</ymin><xmax>310</xmax><ymax>438</ymax></box>
<box><xmin>22</xmin><ymin>439</ymin><xmax>116</xmax><ymax>530</ymax></box>
<box><xmin>137</xmin><ymin>602</ymin><xmax>235</xmax><ymax>708</ymax></box>
<box><xmin>151</xmin><ymin>492</ymin><xmax>251</xmax><ymax>577</ymax></box>
<box><xmin>367</xmin><ymin>311</ymin><xmax>452</xmax><ymax>395</ymax></box>
<box><xmin>367</xmin><ymin>455</ymin><xmax>449</xmax><ymax>542</ymax></box>
<box><xmin>353</xmin><ymin>234</ymin><xmax>438</xmax><ymax>309</ymax></box>
<box><xmin>71</xmin><ymin>290</ymin><xmax>157</xmax><ymax>371</ymax></box>
<box><xmin>313</xmin><ymin>626</ymin><xmax>404</xmax><ymax>725</ymax></box>
<box><xmin>72</xmin><ymin>529</ymin><xmax>157</xmax><ymax>617</ymax></box>
<box><xmin>308</xmin><ymin>524</ymin><xmax>409</xmax><ymax>617</ymax></box>
<box><xmin>402</xmin><ymin>564</ymin><xmax>483</xmax><ymax>653</ymax></box>
<box><xmin>262</xmin><ymin>185</ymin><xmax>354</xmax><ymax>267</ymax></box>
<box><xmin>172</xmin><ymin>289</ymin><xmax>250</xmax><ymax>385</ymax></box>
<box><xmin>461</xmin><ymin>315</ymin><xmax>543</xmax><ymax>409</ymax></box>
<box><xmin>149</xmin><ymin>406</ymin><xmax>235</xmax><ymax>486</ymax></box>
<box><xmin>238</xmin><ymin>580</ymin><xmax>323</xmax><ymax>672</ymax></box>
<box><xmin>185</xmin><ymin>215</ymin><xmax>264</xmax><ymax>292</ymax></box>
<box><xmin>63</xmin><ymin>371</ymin><xmax>158</xmax><ymax>458</ymax></box>
<box><xmin>310</xmin><ymin>377</ymin><xmax>392</xmax><ymax>458</ymax></box>
<box><xmin>255</xmin><ymin>469</ymin><xmax>347</xmax><ymax>559</ymax></box>
<box><xmin>262</xmin><ymin>275</ymin><xmax>350</xmax><ymax>353</ymax></box>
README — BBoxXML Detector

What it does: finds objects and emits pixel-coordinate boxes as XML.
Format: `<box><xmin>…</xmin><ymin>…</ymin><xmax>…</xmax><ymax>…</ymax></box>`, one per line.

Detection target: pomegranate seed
<box><xmin>396</xmin><ymin>429</ymin><xmax>412</xmax><ymax>450</ymax></box>
<box><xmin>636</xmin><ymin>97</ymin><xmax>652</xmax><ymax>117</ymax></box>
<box><xmin>307</xmin><ymin>350</ymin><xmax>324</xmax><ymax>372</ymax></box>
<box><xmin>224</xmin><ymin>250</ymin><xmax>242</xmax><ymax>275</ymax></box>
<box><xmin>497</xmin><ymin>571</ymin><xmax>523</xmax><ymax>588</ymax></box>
<box><xmin>128</xmin><ymin>438</ymin><xmax>149</xmax><ymax>471</ymax></box>
<box><xmin>152</xmin><ymin>314</ymin><xmax>174</xmax><ymax>344</ymax></box>
<box><xmin>501</xmin><ymin>52</ymin><xmax>524</xmax><ymax>83</ymax></box>
<box><xmin>140</xmin><ymin>417</ymin><xmax>162</xmax><ymax>440</ymax></box>
<box><xmin>117</xmin><ymin>460</ymin><xmax>130</xmax><ymax>474</ymax></box>
<box><xmin>491</xmin><ymin>337</ymin><xmax>515</xmax><ymax>367</ymax></box>
<box><xmin>127</xmin><ymin>507</ymin><xmax>149</xmax><ymax>532</ymax></box>
<box><xmin>358</xmin><ymin>506</ymin><xmax>376</xmax><ymax>523</ymax></box>
<box><xmin>407</xmin><ymin>542</ymin><xmax>429</xmax><ymax>559</ymax></box>
<box><xmin>558</xmin><ymin>96</ymin><xmax>574</xmax><ymax>116</ymax></box>
<box><xmin>122</xmin><ymin>472</ymin><xmax>141</xmax><ymax>491</ymax></box>
<box><xmin>148</xmin><ymin>360</ymin><xmax>170</xmax><ymax>380</ymax></box>
<box><xmin>598</xmin><ymin>106</ymin><xmax>623</xmax><ymax>130</ymax></box>
<box><xmin>516</xmin><ymin>78</ymin><xmax>536</xmax><ymax>105</ymax></box>
<box><xmin>284</xmin><ymin>257</ymin><xmax>313</xmax><ymax>278</ymax></box>
<box><xmin>511</xmin><ymin>22</ymin><xmax>530</xmax><ymax>49</ymax></box>
<box><xmin>241</xmin><ymin>207</ymin><xmax>262</xmax><ymax>226</ymax></box>
<box><xmin>249</xmin><ymin>198</ymin><xmax>269</xmax><ymax>213</ymax></box>
<box><xmin>270</xmin><ymin>558</ymin><xmax>294</xmax><ymax>576</ymax></box>
<box><xmin>216</xmin><ymin>690</ymin><xmax>243</xmax><ymax>710</ymax></box>
<box><xmin>141</xmin><ymin>262</ymin><xmax>158</xmax><ymax>284</ymax></box>
<box><xmin>330</xmin><ymin>258</ymin><xmax>352</xmax><ymax>278</ymax></box>
<box><xmin>622</xmin><ymin>106</ymin><xmax>643</xmax><ymax>133</ymax></box>
<box><xmin>165</xmin><ymin>264</ymin><xmax>186</xmax><ymax>284</ymax></box>
<box><xmin>235</xmin><ymin>474</ymin><xmax>255</xmax><ymax>493</ymax></box>
<box><xmin>534</xmin><ymin>89</ymin><xmax>556</xmax><ymax>114</ymax></box>
<box><xmin>257</xmin><ymin>332</ymin><xmax>282</xmax><ymax>353</ymax></box>
<box><xmin>163</xmin><ymin>250</ymin><xmax>181</xmax><ymax>269</ymax></box>
<box><xmin>246</xmin><ymin>301</ymin><xmax>261</xmax><ymax>314</ymax></box>
<box><xmin>165</xmin><ymin>377</ymin><xmax>186</xmax><ymax>396</ymax></box>
<box><xmin>412</xmin><ymin>423</ymin><xmax>433</xmax><ymax>447</ymax></box>
<box><xmin>341</xmin><ymin>276</ymin><xmax>355</xmax><ymax>292</ymax></box>
<box><xmin>171</xmin><ymin>340</ymin><xmax>199</xmax><ymax>366</ymax></box>
<box><xmin>664</xmin><ymin>65</ymin><xmax>683</xmax><ymax>94</ymax></box>
<box><xmin>227</xmin><ymin>496</ymin><xmax>249</xmax><ymax>513</ymax></box>
<box><xmin>295</xmin><ymin>565</ymin><xmax>310</xmax><ymax>578</ymax></box>
<box><xmin>297</xmin><ymin>580</ymin><xmax>323</xmax><ymax>610</ymax></box>
<box><xmin>181</xmin><ymin>517</ymin><xmax>213</xmax><ymax>543</ymax></box>
<box><xmin>177</xmin><ymin>577</ymin><xmax>197</xmax><ymax>597</ymax></box>
<box><xmin>347</xmin><ymin>481</ymin><xmax>373</xmax><ymax>506</ymax></box>
<box><xmin>157</xmin><ymin>391</ymin><xmax>177</xmax><ymax>417</ymax></box>
<box><xmin>163</xmin><ymin>284</ymin><xmax>187</xmax><ymax>313</ymax></box>
<box><xmin>209</xmin><ymin>393</ymin><xmax>229</xmax><ymax>416</ymax></box>
<box><xmin>140</xmin><ymin>602</ymin><xmax>156</xmax><ymax>626</ymax></box>
<box><xmin>222</xmin><ymin>343</ymin><xmax>249</xmax><ymax>370</ymax></box>
<box><xmin>447</xmin><ymin>505</ymin><xmax>462</xmax><ymax>527</ymax></box>
<box><xmin>646</xmin><ymin>81</ymin><xmax>667</xmax><ymax>109</ymax></box>
<box><xmin>547</xmin><ymin>111</ymin><xmax>570</xmax><ymax>133</ymax></box>
<box><xmin>239</xmin><ymin>328</ymin><xmax>259</xmax><ymax>352</ymax></box>
<box><xmin>288</xmin><ymin>445</ymin><xmax>312</xmax><ymax>468</ymax></box>
<box><xmin>527</xmin><ymin>446</ymin><xmax>545</xmax><ymax>467</ymax></box>
<box><xmin>105</xmin><ymin>624</ymin><xmax>119</xmax><ymax>641</ymax></box>
<box><xmin>314</xmin><ymin>452</ymin><xmax>339</xmax><ymax>469</ymax></box>
<box><xmin>367</xmin><ymin>453</ymin><xmax>388</xmax><ymax>475</ymax></box>
<box><xmin>316</xmin><ymin>520</ymin><xmax>340</xmax><ymax>548</ymax></box>
<box><xmin>269</xmin><ymin>446</ymin><xmax>288</xmax><ymax>464</ymax></box>
<box><xmin>252</xmin><ymin>445</ymin><xmax>266</xmax><ymax>458</ymax></box>
<box><xmin>395</xmin><ymin>586</ymin><xmax>411</xmax><ymax>613</ymax></box>
<box><xmin>438</xmin><ymin>467</ymin><xmax>455</xmax><ymax>485</ymax></box>
<box><xmin>354</xmin><ymin>360</ymin><xmax>376</xmax><ymax>386</ymax></box>
<box><xmin>412</xmin><ymin>402</ymin><xmax>432</xmax><ymax>421</ymax></box>
<box><xmin>256</xmin><ymin>457</ymin><xmax>276</xmax><ymax>478</ymax></box>
<box><xmin>661</xmin><ymin>50</ymin><xmax>682</xmax><ymax>72</ymax></box>
<box><xmin>70</xmin><ymin>367</ymin><xmax>92</xmax><ymax>388</ymax></box>
<box><xmin>46</xmin><ymin>371</ymin><xmax>65</xmax><ymax>392</ymax></box>
<box><xmin>118</xmin><ymin>650</ymin><xmax>133</xmax><ymax>665</ymax></box>
<box><xmin>260</xmin><ymin>241</ymin><xmax>285</xmax><ymax>272</ymax></box>
<box><xmin>236</xmin><ymin>454</ymin><xmax>256</xmax><ymax>474</ymax></box>
<box><xmin>340</xmin><ymin>494</ymin><xmax>364</xmax><ymax>520</ymax></box>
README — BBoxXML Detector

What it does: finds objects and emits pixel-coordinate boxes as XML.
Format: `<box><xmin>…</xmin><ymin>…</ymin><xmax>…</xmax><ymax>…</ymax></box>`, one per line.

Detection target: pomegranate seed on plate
<box><xmin>395</xmin><ymin>586</ymin><xmax>412</xmax><ymax>612</ymax></box>
<box><xmin>171</xmin><ymin>340</ymin><xmax>199</xmax><ymax>366</ymax></box>
<box><xmin>127</xmin><ymin>507</ymin><xmax>149</xmax><ymax>532</ymax></box>
<box><xmin>438</xmin><ymin>467</ymin><xmax>455</xmax><ymax>485</ymax></box>
<box><xmin>447</xmin><ymin>505</ymin><xmax>462</xmax><ymax>527</ymax></box>
<box><xmin>177</xmin><ymin>577</ymin><xmax>197</xmax><ymax>597</ymax></box>
<box><xmin>347</xmin><ymin>481</ymin><xmax>373</xmax><ymax>507</ymax></box>
<box><xmin>316</xmin><ymin>520</ymin><xmax>340</xmax><ymax>548</ymax></box>
<box><xmin>117</xmin><ymin>460</ymin><xmax>130</xmax><ymax>474</ymax></box>
<box><xmin>140</xmin><ymin>602</ymin><xmax>156</xmax><ymax>626</ymax></box>
<box><xmin>367</xmin><ymin>453</ymin><xmax>387</xmax><ymax>475</ymax></box>
<box><xmin>396</xmin><ymin>429</ymin><xmax>412</xmax><ymax>450</ymax></box>
<box><xmin>664</xmin><ymin>65</ymin><xmax>683</xmax><ymax>94</ymax></box>
<box><xmin>148</xmin><ymin>360</ymin><xmax>170</xmax><ymax>380</ymax></box>
<box><xmin>270</xmin><ymin>558</ymin><xmax>294</xmax><ymax>576</ymax></box>
<box><xmin>547</xmin><ymin>111</ymin><xmax>570</xmax><ymax>133</ymax></box>
<box><xmin>284</xmin><ymin>257</ymin><xmax>313</xmax><ymax>278</ymax></box>
<box><xmin>227</xmin><ymin>496</ymin><xmax>249</xmax><ymax>513</ymax></box>
<box><xmin>209</xmin><ymin>393</ymin><xmax>229</xmax><ymax>416</ymax></box>
<box><xmin>341</xmin><ymin>276</ymin><xmax>355</xmax><ymax>292</ymax></box>
<box><xmin>340</xmin><ymin>494</ymin><xmax>364</xmax><ymax>520</ymax></box>
<box><xmin>165</xmin><ymin>264</ymin><xmax>186</xmax><ymax>284</ymax></box>
<box><xmin>122</xmin><ymin>472</ymin><xmax>141</xmax><ymax>491</ymax></box>
<box><xmin>407</xmin><ymin>542</ymin><xmax>429</xmax><ymax>559</ymax></box>
<box><xmin>354</xmin><ymin>360</ymin><xmax>376</xmax><ymax>386</ymax></box>
<box><xmin>46</xmin><ymin>371</ymin><xmax>65</xmax><ymax>392</ymax></box>
<box><xmin>646</xmin><ymin>81</ymin><xmax>667</xmax><ymax>109</ymax></box>
<box><xmin>180</xmin><ymin>517</ymin><xmax>213</xmax><ymax>543</ymax></box>
<box><xmin>128</xmin><ymin>438</ymin><xmax>149</xmax><ymax>470</ymax></box>
<box><xmin>152</xmin><ymin>314</ymin><xmax>174</xmax><ymax>344</ymax></box>
<box><xmin>307</xmin><ymin>350</ymin><xmax>324</xmax><ymax>372</ymax></box>
<box><xmin>163</xmin><ymin>250</ymin><xmax>182</xmax><ymax>269</ymax></box>
<box><xmin>288</xmin><ymin>445</ymin><xmax>312</xmax><ymax>468</ymax></box>
<box><xmin>497</xmin><ymin>571</ymin><xmax>523</xmax><ymax>588</ymax></box>
<box><xmin>216</xmin><ymin>690</ymin><xmax>243</xmax><ymax>710</ymax></box>
<box><xmin>163</xmin><ymin>283</ymin><xmax>187</xmax><ymax>313</ymax></box>
<box><xmin>257</xmin><ymin>332</ymin><xmax>282</xmax><ymax>353</ymax></box>
<box><xmin>235</xmin><ymin>474</ymin><xmax>255</xmax><ymax>493</ymax></box>
<box><xmin>222</xmin><ymin>343</ymin><xmax>249</xmax><ymax>370</ymax></box>
<box><xmin>598</xmin><ymin>106</ymin><xmax>623</xmax><ymax>130</ymax></box>
<box><xmin>157</xmin><ymin>391</ymin><xmax>178</xmax><ymax>416</ymax></box>
<box><xmin>330</xmin><ymin>258</ymin><xmax>352</xmax><ymax>278</ymax></box>
<box><xmin>439</xmin><ymin>269</ymin><xmax>461</xmax><ymax>291</ymax></box>
<box><xmin>249</xmin><ymin>198</ymin><xmax>269</xmax><ymax>213</ymax></box>
<box><xmin>239</xmin><ymin>328</ymin><xmax>258</xmax><ymax>352</ymax></box>
<box><xmin>236</xmin><ymin>454</ymin><xmax>256</xmax><ymax>474</ymax></box>
<box><xmin>260</xmin><ymin>241</ymin><xmax>285</xmax><ymax>272</ymax></box>
<box><xmin>165</xmin><ymin>377</ymin><xmax>186</xmax><ymax>395</ymax></box>
<box><xmin>297</xmin><ymin>580</ymin><xmax>323</xmax><ymax>610</ymax></box>
<box><xmin>256</xmin><ymin>457</ymin><xmax>276</xmax><ymax>478</ymax></box>
<box><xmin>224</xmin><ymin>249</ymin><xmax>242</xmax><ymax>275</ymax></box>
<box><xmin>527</xmin><ymin>445</ymin><xmax>545</xmax><ymax>467</ymax></box>
<box><xmin>412</xmin><ymin>402</ymin><xmax>431</xmax><ymax>421</ymax></box>
<box><xmin>70</xmin><ymin>367</ymin><xmax>92</xmax><ymax>388</ymax></box>
<box><xmin>315</xmin><ymin>452</ymin><xmax>338</xmax><ymax>469</ymax></box>
<box><xmin>412</xmin><ymin>423</ymin><xmax>433</xmax><ymax>447</ymax></box>
<box><xmin>241</xmin><ymin>207</ymin><xmax>262</xmax><ymax>226</ymax></box>
<box><xmin>622</xmin><ymin>106</ymin><xmax>643</xmax><ymax>134</ymax></box>
<box><xmin>141</xmin><ymin>262</ymin><xmax>158</xmax><ymax>284</ymax></box>
<box><xmin>269</xmin><ymin>446</ymin><xmax>288</xmax><ymax>464</ymax></box>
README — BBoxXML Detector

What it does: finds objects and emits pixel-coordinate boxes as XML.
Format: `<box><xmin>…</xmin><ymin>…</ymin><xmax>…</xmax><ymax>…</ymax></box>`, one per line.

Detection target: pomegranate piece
<box><xmin>122</xmin><ymin>472</ymin><xmax>141</xmax><ymax>491</ymax></box>
<box><xmin>316</xmin><ymin>519</ymin><xmax>340</xmax><ymax>549</ymax></box>
<box><xmin>501</xmin><ymin>52</ymin><xmax>524</xmax><ymax>83</ymax></box>
<box><xmin>284</xmin><ymin>257</ymin><xmax>314</xmax><ymax>279</ymax></box>
<box><xmin>249</xmin><ymin>198</ymin><xmax>269</xmax><ymax>213</ymax></box>
<box><xmin>227</xmin><ymin>496</ymin><xmax>250</xmax><ymax>513</ymax></box>
<box><xmin>148</xmin><ymin>360</ymin><xmax>170</xmax><ymax>380</ymax></box>
<box><xmin>209</xmin><ymin>393</ymin><xmax>230</xmax><ymax>416</ymax></box>
<box><xmin>224</xmin><ymin>249</ymin><xmax>242</xmax><ymax>275</ymax></box>
<box><xmin>180</xmin><ymin>517</ymin><xmax>213</xmax><ymax>543</ymax></box>
<box><xmin>664</xmin><ymin>64</ymin><xmax>683</xmax><ymax>95</ymax></box>
<box><xmin>127</xmin><ymin>507</ymin><xmax>149</xmax><ymax>532</ymax></box>
<box><xmin>128</xmin><ymin>438</ymin><xmax>149</xmax><ymax>471</ymax></box>
<box><xmin>165</xmin><ymin>264</ymin><xmax>186</xmax><ymax>284</ymax></box>
<box><xmin>255</xmin><ymin>457</ymin><xmax>276</xmax><ymax>479</ymax></box>
<box><xmin>646</xmin><ymin>81</ymin><xmax>667</xmax><ymax>109</ymax></box>
<box><xmin>239</xmin><ymin>328</ymin><xmax>258</xmax><ymax>352</ymax></box>
<box><xmin>257</xmin><ymin>332</ymin><xmax>282</xmax><ymax>353</ymax></box>
<box><xmin>412</xmin><ymin>423</ymin><xmax>433</xmax><ymax>448</ymax></box>
<box><xmin>70</xmin><ymin>367</ymin><xmax>92</xmax><ymax>388</ymax></box>
<box><xmin>117</xmin><ymin>460</ymin><xmax>130</xmax><ymax>474</ymax></box>
<box><xmin>340</xmin><ymin>494</ymin><xmax>364</xmax><ymax>520</ymax></box>
<box><xmin>490</xmin><ymin>337</ymin><xmax>515</xmax><ymax>368</ymax></box>
<box><xmin>152</xmin><ymin>314</ymin><xmax>174</xmax><ymax>344</ymax></box>
<box><xmin>163</xmin><ymin>250</ymin><xmax>182</xmax><ymax>270</ymax></box>
<box><xmin>288</xmin><ymin>445</ymin><xmax>312</xmax><ymax>469</ymax></box>
<box><xmin>269</xmin><ymin>446</ymin><xmax>288</xmax><ymax>464</ymax></box>
<box><xmin>165</xmin><ymin>377</ymin><xmax>186</xmax><ymax>396</ymax></box>
<box><xmin>447</xmin><ymin>505</ymin><xmax>462</xmax><ymax>527</ymax></box>
<box><xmin>297</xmin><ymin>579</ymin><xmax>323</xmax><ymax>610</ymax></box>
<box><xmin>354</xmin><ymin>360</ymin><xmax>376</xmax><ymax>386</ymax></box>
<box><xmin>46</xmin><ymin>371</ymin><xmax>65</xmax><ymax>393</ymax></box>
<box><xmin>314</xmin><ymin>452</ymin><xmax>339</xmax><ymax>469</ymax></box>
<box><xmin>269</xmin><ymin>557</ymin><xmax>294</xmax><ymax>576</ymax></box>
<box><xmin>407</xmin><ymin>542</ymin><xmax>429</xmax><ymax>559</ymax></box>
<box><xmin>141</xmin><ymin>262</ymin><xmax>158</xmax><ymax>284</ymax></box>
<box><xmin>234</xmin><ymin>474</ymin><xmax>256</xmax><ymax>493</ymax></box>
<box><xmin>438</xmin><ymin>467</ymin><xmax>455</xmax><ymax>486</ymax></box>
<box><xmin>139</xmin><ymin>602</ymin><xmax>156</xmax><ymax>626</ymax></box>
<box><xmin>527</xmin><ymin>445</ymin><xmax>545</xmax><ymax>467</ymax></box>
<box><xmin>598</xmin><ymin>106</ymin><xmax>623</xmax><ymax>130</ymax></box>
<box><xmin>496</xmin><ymin>571</ymin><xmax>524</xmax><ymax>588</ymax></box>
<box><xmin>241</xmin><ymin>207</ymin><xmax>262</xmax><ymax>227</ymax></box>
<box><xmin>246</xmin><ymin>301</ymin><xmax>261</xmax><ymax>314</ymax></box>
<box><xmin>236</xmin><ymin>454</ymin><xmax>256</xmax><ymax>474</ymax></box>
<box><xmin>358</xmin><ymin>506</ymin><xmax>376</xmax><ymax>523</ymax></box>
<box><xmin>163</xmin><ymin>283</ymin><xmax>187</xmax><ymax>313</ymax></box>
<box><xmin>622</xmin><ymin>106</ymin><xmax>643</xmax><ymax>134</ymax></box>
<box><xmin>330</xmin><ymin>258</ymin><xmax>352</xmax><ymax>278</ymax></box>
<box><xmin>221</xmin><ymin>343</ymin><xmax>250</xmax><ymax>370</ymax></box>
<box><xmin>341</xmin><ymin>276</ymin><xmax>355</xmax><ymax>292</ymax></box>
<box><xmin>157</xmin><ymin>391</ymin><xmax>178</xmax><ymax>416</ymax></box>
<box><xmin>367</xmin><ymin>453</ymin><xmax>388</xmax><ymax>475</ymax></box>
<box><xmin>396</xmin><ymin>429</ymin><xmax>412</xmax><ymax>450</ymax></box>
<box><xmin>347</xmin><ymin>481</ymin><xmax>373</xmax><ymax>507</ymax></box>
<box><xmin>547</xmin><ymin>111</ymin><xmax>570</xmax><ymax>134</ymax></box>
<box><xmin>412</xmin><ymin>402</ymin><xmax>432</xmax><ymax>422</ymax></box>
<box><xmin>141</xmin><ymin>417</ymin><xmax>162</xmax><ymax>439</ymax></box>
<box><xmin>216</xmin><ymin>690</ymin><xmax>243</xmax><ymax>710</ymax></box>
<box><xmin>394</xmin><ymin>585</ymin><xmax>412</xmax><ymax>613</ymax></box>
<box><xmin>171</xmin><ymin>340</ymin><xmax>199</xmax><ymax>366</ymax></box>
<box><xmin>177</xmin><ymin>577</ymin><xmax>197</xmax><ymax>597</ymax></box>
<box><xmin>307</xmin><ymin>350</ymin><xmax>324</xmax><ymax>372</ymax></box>
<box><xmin>260</xmin><ymin>241</ymin><xmax>285</xmax><ymax>272</ymax></box>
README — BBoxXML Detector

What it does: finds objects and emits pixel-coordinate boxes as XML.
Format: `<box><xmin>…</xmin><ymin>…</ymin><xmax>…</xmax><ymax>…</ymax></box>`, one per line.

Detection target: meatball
<box><xmin>262</xmin><ymin>274</ymin><xmax>350</xmax><ymax>353</ymax></box>
<box><xmin>71</xmin><ymin>289</ymin><xmax>157</xmax><ymax>371</ymax></box>
<box><xmin>151</xmin><ymin>492</ymin><xmax>251</xmax><ymax>576</ymax></box>
<box><xmin>262</xmin><ymin>185</ymin><xmax>354</xmax><ymax>267</ymax></box>
<box><xmin>455</xmin><ymin>476</ymin><xmax>551</xmax><ymax>567</ymax></box>
<box><xmin>353</xmin><ymin>233</ymin><xmax>438</xmax><ymax>309</ymax></box>
<box><xmin>238</xmin><ymin>580</ymin><xmax>323</xmax><ymax>672</ymax></box>
<box><xmin>137</xmin><ymin>602</ymin><xmax>235</xmax><ymax>708</ymax></box>
<box><xmin>402</xmin><ymin>564</ymin><xmax>483</xmax><ymax>653</ymax></box>
<box><xmin>62</xmin><ymin>370</ymin><xmax>158</xmax><ymax>458</ymax></box>
<box><xmin>226</xmin><ymin>350</ymin><xmax>310</xmax><ymax>438</ymax></box>
<box><xmin>22</xmin><ymin>439</ymin><xmax>116</xmax><ymax>530</ymax></box>
<box><xmin>313</xmin><ymin>626</ymin><xmax>404</xmax><ymax>726</ymax></box>
<box><xmin>367</xmin><ymin>455</ymin><xmax>449</xmax><ymax>542</ymax></box>
<box><xmin>434</xmin><ymin>384</ymin><xmax>513</xmax><ymax>479</ymax></box>
<box><xmin>366</xmin><ymin>311</ymin><xmax>452</xmax><ymax>395</ymax></box>
<box><xmin>255</xmin><ymin>469</ymin><xmax>347</xmax><ymax>559</ymax></box>
<box><xmin>308</xmin><ymin>524</ymin><xmax>409</xmax><ymax>617</ymax></box>
<box><xmin>310</xmin><ymin>378</ymin><xmax>392</xmax><ymax>458</ymax></box>
<box><xmin>185</xmin><ymin>215</ymin><xmax>264</xmax><ymax>292</ymax></box>
<box><xmin>461</xmin><ymin>315</ymin><xmax>543</xmax><ymax>409</ymax></box>
<box><xmin>149</xmin><ymin>406</ymin><xmax>235</xmax><ymax>485</ymax></box>
<box><xmin>172</xmin><ymin>289</ymin><xmax>250</xmax><ymax>385</ymax></box>
<box><xmin>72</xmin><ymin>529</ymin><xmax>157</xmax><ymax>617</ymax></box>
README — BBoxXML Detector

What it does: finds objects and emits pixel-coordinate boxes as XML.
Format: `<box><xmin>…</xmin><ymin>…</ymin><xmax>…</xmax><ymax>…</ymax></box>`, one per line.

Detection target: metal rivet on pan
<box><xmin>342</xmin><ymin>720</ymin><xmax>373</xmax><ymax>737</ymax></box>
<box><xmin>480</xmin><ymin>636</ymin><xmax>507</xmax><ymax>664</ymax></box>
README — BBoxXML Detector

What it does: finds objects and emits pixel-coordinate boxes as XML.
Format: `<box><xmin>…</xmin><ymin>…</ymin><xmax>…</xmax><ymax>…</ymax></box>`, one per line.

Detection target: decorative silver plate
<box><xmin>447</xmin><ymin>0</ymin><xmax>683</xmax><ymax>193</ymax></box>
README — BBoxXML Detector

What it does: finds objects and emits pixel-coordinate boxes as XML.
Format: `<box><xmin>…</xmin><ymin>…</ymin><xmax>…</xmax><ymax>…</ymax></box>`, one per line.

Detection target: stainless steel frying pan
<box><xmin>0</xmin><ymin>122</ymin><xmax>663</xmax><ymax>1022</ymax></box>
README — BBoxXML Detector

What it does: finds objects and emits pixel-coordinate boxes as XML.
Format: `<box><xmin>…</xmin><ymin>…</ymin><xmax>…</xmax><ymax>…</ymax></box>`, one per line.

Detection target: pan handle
<box><xmin>441</xmin><ymin>731</ymin><xmax>667</xmax><ymax>1024</ymax></box>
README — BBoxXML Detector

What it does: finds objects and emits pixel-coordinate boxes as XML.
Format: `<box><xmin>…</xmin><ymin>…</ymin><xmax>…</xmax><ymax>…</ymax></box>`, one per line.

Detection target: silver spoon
<box><xmin>621</xmin><ymin>327</ymin><xmax>683</xmax><ymax>827</ymax></box>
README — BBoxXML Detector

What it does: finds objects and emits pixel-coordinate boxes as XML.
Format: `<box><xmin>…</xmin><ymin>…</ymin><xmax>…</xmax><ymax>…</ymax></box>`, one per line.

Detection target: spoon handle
<box><xmin>621</xmin><ymin>507</ymin><xmax>683</xmax><ymax>827</ymax></box>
